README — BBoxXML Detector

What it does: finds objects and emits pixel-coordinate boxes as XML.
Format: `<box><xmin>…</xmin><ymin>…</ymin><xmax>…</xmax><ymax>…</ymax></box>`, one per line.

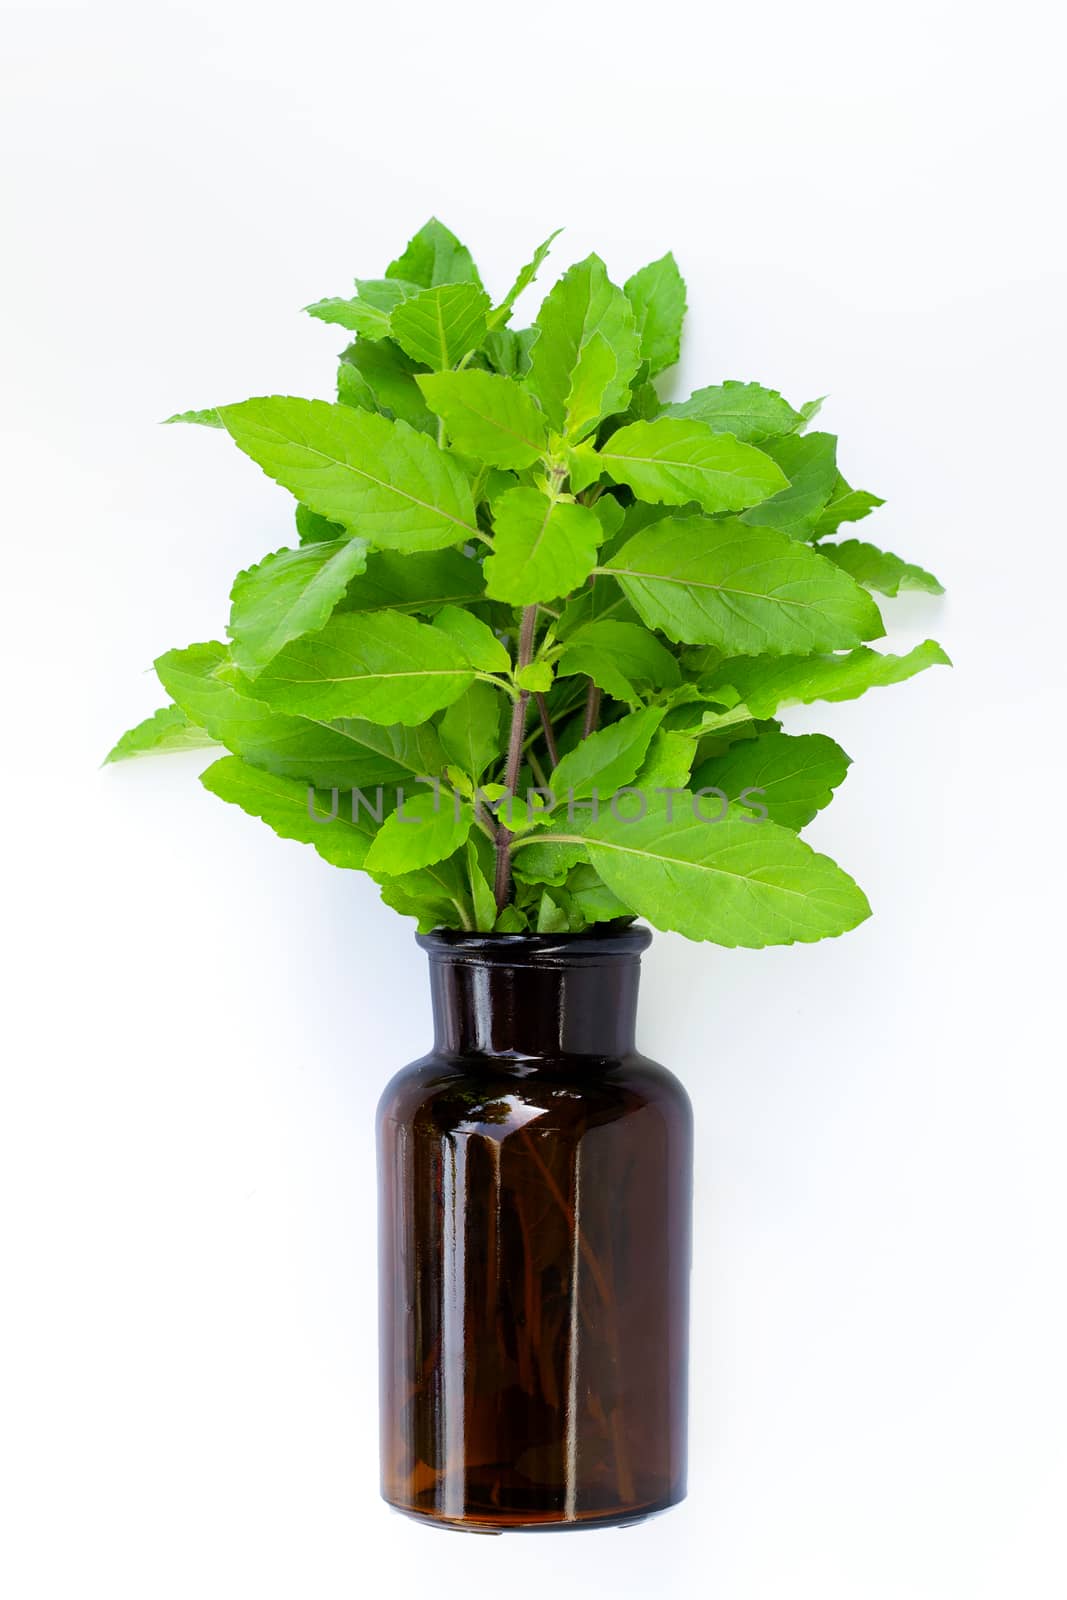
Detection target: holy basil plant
<box><xmin>108</xmin><ymin>219</ymin><xmax>949</xmax><ymax>946</ymax></box>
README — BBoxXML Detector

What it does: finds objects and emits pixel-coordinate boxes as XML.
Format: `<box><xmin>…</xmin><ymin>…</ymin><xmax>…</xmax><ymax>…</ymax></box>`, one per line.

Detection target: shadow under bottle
<box><xmin>376</xmin><ymin>926</ymin><xmax>693</xmax><ymax>1532</ymax></box>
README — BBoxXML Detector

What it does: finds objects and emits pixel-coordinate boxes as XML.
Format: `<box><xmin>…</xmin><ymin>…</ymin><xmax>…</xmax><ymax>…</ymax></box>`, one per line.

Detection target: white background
<box><xmin>2</xmin><ymin>1</ymin><xmax>1065</xmax><ymax>1595</ymax></box>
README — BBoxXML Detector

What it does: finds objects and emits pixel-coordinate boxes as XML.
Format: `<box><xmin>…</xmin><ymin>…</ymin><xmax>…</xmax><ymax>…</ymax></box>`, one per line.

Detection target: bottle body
<box><xmin>376</xmin><ymin>928</ymin><xmax>693</xmax><ymax>1532</ymax></box>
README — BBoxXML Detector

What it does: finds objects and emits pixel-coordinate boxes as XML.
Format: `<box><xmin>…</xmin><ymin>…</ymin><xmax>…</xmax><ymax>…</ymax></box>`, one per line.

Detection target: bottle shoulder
<box><xmin>376</xmin><ymin>1049</ymin><xmax>692</xmax><ymax>1137</ymax></box>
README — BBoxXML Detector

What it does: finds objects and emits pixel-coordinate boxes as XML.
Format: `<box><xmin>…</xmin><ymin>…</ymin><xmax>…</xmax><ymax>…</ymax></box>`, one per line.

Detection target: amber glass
<box><xmin>376</xmin><ymin>926</ymin><xmax>693</xmax><ymax>1533</ymax></box>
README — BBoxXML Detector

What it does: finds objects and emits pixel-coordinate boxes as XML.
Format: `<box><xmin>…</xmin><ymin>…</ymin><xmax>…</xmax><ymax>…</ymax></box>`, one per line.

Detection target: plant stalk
<box><xmin>582</xmin><ymin>682</ymin><xmax>602</xmax><ymax>738</ymax></box>
<box><xmin>493</xmin><ymin>606</ymin><xmax>537</xmax><ymax>912</ymax></box>
<box><xmin>534</xmin><ymin>693</ymin><xmax>559</xmax><ymax>768</ymax></box>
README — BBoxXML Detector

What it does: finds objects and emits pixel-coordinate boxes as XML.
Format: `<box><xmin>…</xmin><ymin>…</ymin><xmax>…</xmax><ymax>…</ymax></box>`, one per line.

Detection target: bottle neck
<box><xmin>422</xmin><ymin>932</ymin><xmax>649</xmax><ymax>1060</ymax></box>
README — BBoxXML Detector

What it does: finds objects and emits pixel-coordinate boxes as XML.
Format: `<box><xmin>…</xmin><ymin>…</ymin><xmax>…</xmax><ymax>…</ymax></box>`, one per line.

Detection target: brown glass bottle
<box><xmin>376</xmin><ymin>926</ymin><xmax>692</xmax><ymax>1533</ymax></box>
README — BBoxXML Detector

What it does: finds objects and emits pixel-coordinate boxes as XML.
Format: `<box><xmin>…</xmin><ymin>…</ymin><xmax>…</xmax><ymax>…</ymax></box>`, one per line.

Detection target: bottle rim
<box><xmin>417</xmin><ymin>921</ymin><xmax>652</xmax><ymax>966</ymax></box>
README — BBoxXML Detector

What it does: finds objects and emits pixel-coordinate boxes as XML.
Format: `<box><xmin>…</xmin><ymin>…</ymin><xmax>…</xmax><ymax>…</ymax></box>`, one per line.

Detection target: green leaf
<box><xmin>228</xmin><ymin>538</ymin><xmax>370</xmax><ymax>677</ymax></box>
<box><xmin>691</xmin><ymin>731</ymin><xmax>851</xmax><ymax>830</ymax></box>
<box><xmin>355</xmin><ymin>276</ymin><xmax>421</xmax><ymax>310</ymax></box>
<box><xmin>295</xmin><ymin>504</ymin><xmax>346</xmax><ymax>544</ymax></box>
<box><xmin>675</xmin><ymin>683</ymin><xmax>747</xmax><ymax>725</ymax></box>
<box><xmin>564</xmin><ymin>440</ymin><xmax>603</xmax><ymax>494</ymax></box>
<box><xmin>488</xmin><ymin>229</ymin><xmax>562</xmax><ymax>328</ymax></box>
<box><xmin>591</xmin><ymin>494</ymin><xmax>626</xmax><ymax>546</ymax></box>
<box><xmin>104</xmin><ymin>704</ymin><xmax>219</xmax><ymax>763</ymax></box>
<box><xmin>431</xmin><ymin>605</ymin><xmax>510</xmax><ymax>672</ymax></box>
<box><xmin>338</xmin><ymin>549</ymin><xmax>484</xmax><ymax>615</ymax></box>
<box><xmin>154</xmin><ymin>639</ymin><xmax>274</xmax><ymax>732</ymax></box>
<box><xmin>534</xmin><ymin>795</ymin><xmax>871</xmax><ymax>947</ymax></box>
<box><xmin>377</xmin><ymin>852</ymin><xmax>472</xmax><ymax>931</ymax></box>
<box><xmin>664</xmin><ymin>380</ymin><xmax>802</xmax><ymax>442</ymax></box>
<box><xmin>625</xmin><ymin>252</ymin><xmax>686</xmax><ymax>376</ymax></box>
<box><xmin>164</xmin><ymin>407</ymin><xmax>223</xmax><ymax>428</ymax></box>
<box><xmin>596</xmin><ymin>418</ymin><xmax>788</xmax><ymax>513</ymax></box>
<box><xmin>536</xmin><ymin>889</ymin><xmax>571</xmax><ymax>933</ymax></box>
<box><xmin>812</xmin><ymin>474</ymin><xmax>884</xmax><ymax>537</ymax></box>
<box><xmin>304</xmin><ymin>283</ymin><xmax>411</xmax><ymax>339</ymax></box>
<box><xmin>484</xmin><ymin>327</ymin><xmax>538</xmax><ymax>378</ymax></box>
<box><xmin>238</xmin><ymin>610</ymin><xmax>474</xmax><ymax>724</ymax></box>
<box><xmin>482</xmin><ymin>466</ymin><xmax>520</xmax><ymax>502</ymax></box>
<box><xmin>514</xmin><ymin>661</ymin><xmax>554</xmax><ymax>692</ymax></box>
<box><xmin>820</xmin><ymin>539</ymin><xmax>943</xmax><ymax>597</ymax></box>
<box><xmin>633</xmin><ymin>728</ymin><xmax>697</xmax><ymax>790</ymax></box>
<box><xmin>556</xmin><ymin>575</ymin><xmax>639</xmax><ymax>637</ymax></box>
<box><xmin>363</xmin><ymin>789</ymin><xmax>474</xmax><ymax>875</ymax></box>
<box><xmin>663</xmin><ymin>698</ymin><xmax>754</xmax><ymax>741</ymax></box>
<box><xmin>387</xmin><ymin>219</ymin><xmax>482</xmax><ymax>288</ymax></box>
<box><xmin>604</xmin><ymin>514</ymin><xmax>885</xmax><ymax>653</ymax></box>
<box><xmin>332</xmin><ymin>718</ymin><xmax>447</xmax><ymax>784</ymax></box>
<box><xmin>705</xmin><ymin>639</ymin><xmax>951</xmax><ymax>718</ymax></box>
<box><xmin>447</xmin><ymin>766</ymin><xmax>475</xmax><ymax>797</ymax></box>
<box><xmin>439</xmin><ymin>681</ymin><xmax>504</xmax><ymax>779</ymax></box>
<box><xmin>336</xmin><ymin>357</ymin><xmax>377</xmax><ymax>413</ymax></box>
<box><xmin>389</xmin><ymin>284</ymin><xmax>491</xmax><ymax>371</ymax></box>
<box><xmin>567</xmin><ymin>330</ymin><xmax>625</xmax><ymax>440</ymax></box>
<box><xmin>337</xmin><ymin>339</ymin><xmax>437</xmax><ymax>434</ymax></box>
<box><xmin>416</xmin><ymin>370</ymin><xmax>548</xmax><ymax>468</ymax></box>
<box><xmin>481</xmin><ymin>783</ymin><xmax>551</xmax><ymax>832</ymax></box>
<box><xmin>526</xmin><ymin>254</ymin><xmax>641</xmax><ymax>438</ymax></box>
<box><xmin>549</xmin><ymin>707</ymin><xmax>664</xmax><ymax>803</ymax></box>
<box><xmin>620</xmin><ymin>379</ymin><xmax>663</xmax><ymax>423</ymax></box>
<box><xmin>307</xmin><ymin>279</ymin><xmax>420</xmax><ymax>339</ymax></box>
<box><xmin>676</xmin><ymin>646</ymin><xmax>731</xmax><ymax>683</ymax></box>
<box><xmin>619</xmin><ymin>498</ymin><xmax>679</xmax><ymax>536</ymax></box>
<box><xmin>493</xmin><ymin>905</ymin><xmax>529</xmax><ymax>931</ymax></box>
<box><xmin>555</xmin><ymin>620</ymin><xmax>681</xmax><ymax>707</ymax></box>
<box><xmin>467</xmin><ymin>841</ymin><xmax>498</xmax><ymax>930</ymax></box>
<box><xmin>740</xmin><ymin>432</ymin><xmax>840</xmax><ymax>539</ymax></box>
<box><xmin>156</xmin><ymin>641</ymin><xmax>443</xmax><ymax>788</ymax></box>
<box><xmin>309</xmin><ymin>297</ymin><xmax>382</xmax><ymax>333</ymax></box>
<box><xmin>218</xmin><ymin>397</ymin><xmax>478</xmax><ymax>551</ymax></box>
<box><xmin>512</xmin><ymin>839</ymin><xmax>588</xmax><ymax>886</ymax></box>
<box><xmin>483</xmin><ymin>487</ymin><xmax>603</xmax><ymax>605</ymax></box>
<box><xmin>562</xmin><ymin>863</ymin><xmax>634</xmax><ymax>927</ymax></box>
<box><xmin>201</xmin><ymin>755</ymin><xmax>380</xmax><ymax>869</ymax></box>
